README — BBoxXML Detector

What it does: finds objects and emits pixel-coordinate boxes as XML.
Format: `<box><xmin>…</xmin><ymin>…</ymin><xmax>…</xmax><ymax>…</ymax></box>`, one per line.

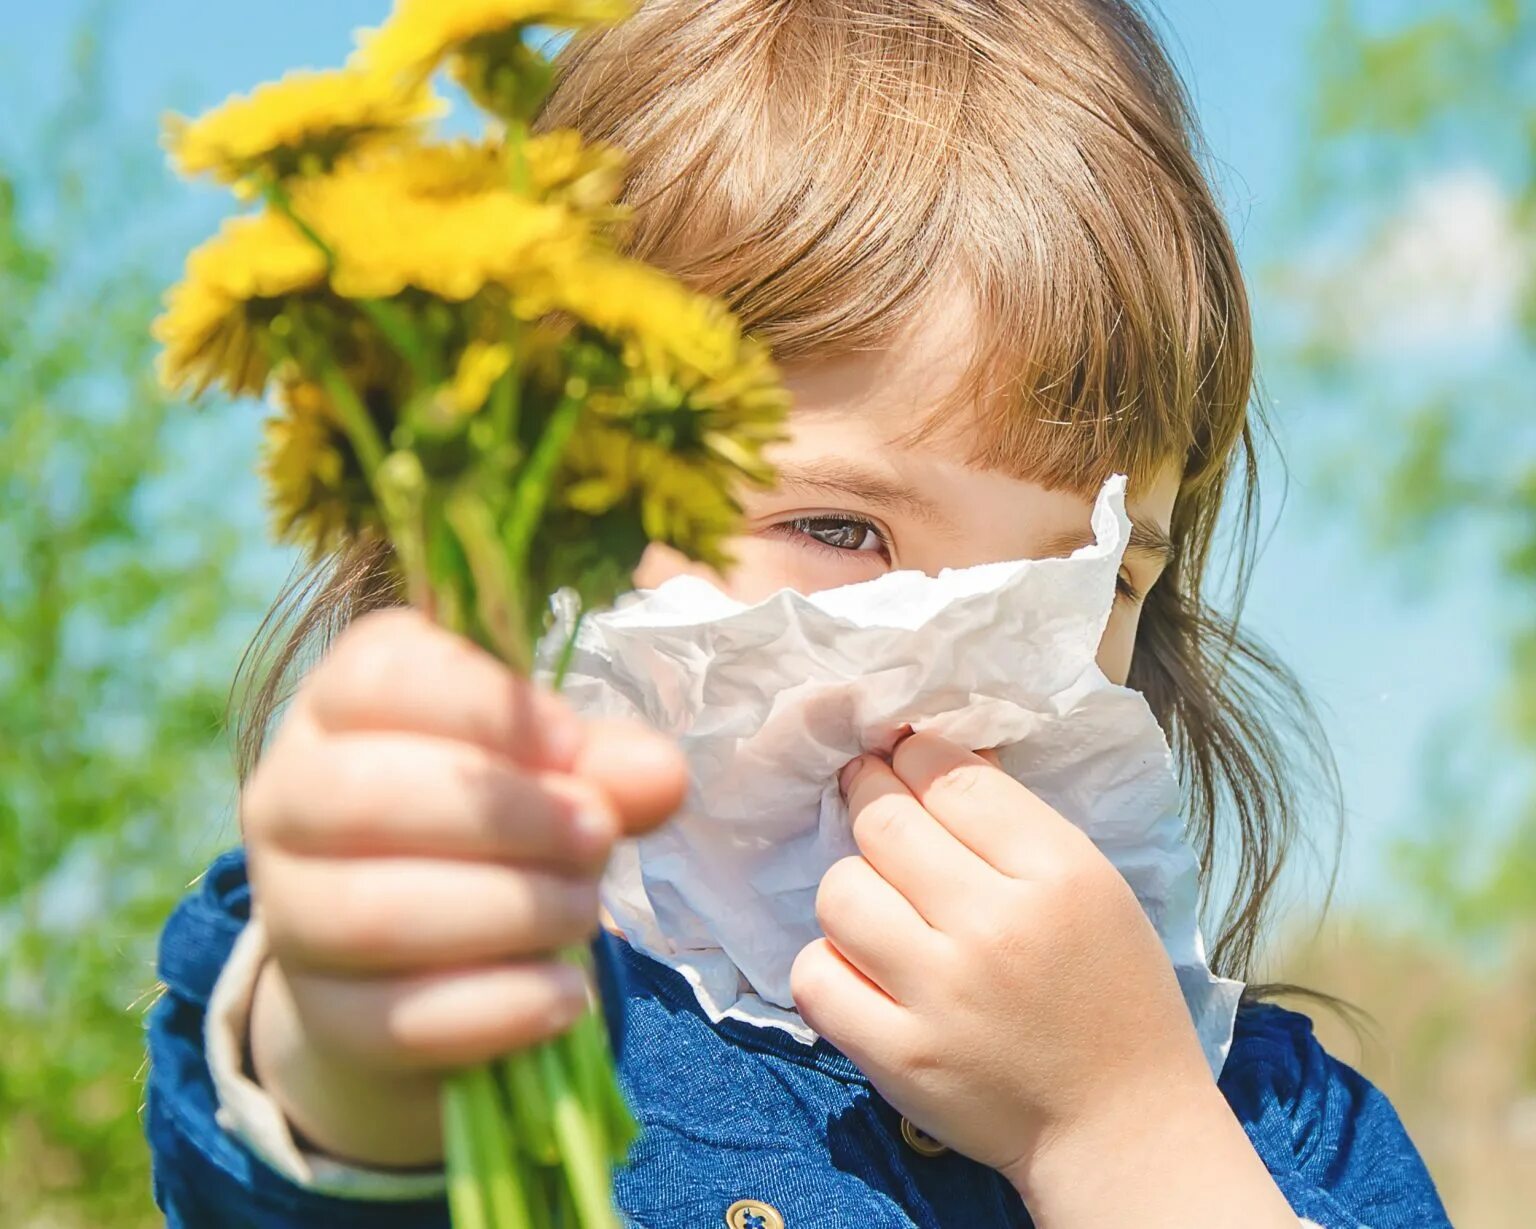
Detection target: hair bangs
<box><xmin>539</xmin><ymin>0</ymin><xmax>1251</xmax><ymax>499</ymax></box>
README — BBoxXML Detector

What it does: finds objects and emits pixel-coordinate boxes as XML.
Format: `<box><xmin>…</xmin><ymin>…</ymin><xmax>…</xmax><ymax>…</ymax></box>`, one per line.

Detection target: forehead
<box><xmin>775</xmin><ymin>287</ymin><xmax>1183</xmax><ymax>503</ymax></box>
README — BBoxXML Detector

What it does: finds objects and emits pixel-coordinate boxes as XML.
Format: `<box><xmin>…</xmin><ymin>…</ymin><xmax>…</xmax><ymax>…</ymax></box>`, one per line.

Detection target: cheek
<box><xmin>1094</xmin><ymin>603</ymin><xmax>1140</xmax><ymax>686</ymax></box>
<box><xmin>631</xmin><ymin>538</ymin><xmax>843</xmax><ymax>602</ymax></box>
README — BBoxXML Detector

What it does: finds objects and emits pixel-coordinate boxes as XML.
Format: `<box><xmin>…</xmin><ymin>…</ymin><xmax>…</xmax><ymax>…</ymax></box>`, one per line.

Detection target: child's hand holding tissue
<box><xmin>799</xmin><ymin>732</ymin><xmax>1300</xmax><ymax>1229</ymax></box>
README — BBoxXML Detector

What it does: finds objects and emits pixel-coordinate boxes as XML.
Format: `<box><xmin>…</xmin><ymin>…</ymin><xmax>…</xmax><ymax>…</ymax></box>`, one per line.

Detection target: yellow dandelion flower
<box><xmin>358</xmin><ymin>0</ymin><xmax>632</xmax><ymax>81</ymax></box>
<box><xmin>363</xmin><ymin>138</ymin><xmax>511</xmax><ymax>196</ymax></box>
<box><xmin>542</xmin><ymin>254</ymin><xmax>789</xmax><ymax>500</ymax></box>
<box><xmin>165</xmin><ymin>67</ymin><xmax>443</xmax><ymax>187</ymax></box>
<box><xmin>524</xmin><ymin>130</ymin><xmax>627</xmax><ymax>218</ymax></box>
<box><xmin>444</xmin><ymin>340</ymin><xmax>515</xmax><ymax>415</ymax></box>
<box><xmin>260</xmin><ymin>378</ymin><xmax>376</xmax><ymax>558</ymax></box>
<box><xmin>336</xmin><ymin>132</ymin><xmax>625</xmax><ymax>218</ymax></box>
<box><xmin>559</xmin><ymin>425</ymin><xmax>749</xmax><ymax>569</ymax></box>
<box><xmin>154</xmin><ymin>209</ymin><xmax>327</xmax><ymax>397</ymax></box>
<box><xmin>155</xmin><ymin>155</ymin><xmax>593</xmax><ymax>398</ymax></box>
<box><xmin>297</xmin><ymin>156</ymin><xmax>590</xmax><ymax>300</ymax></box>
<box><xmin>543</xmin><ymin>255</ymin><xmax>788</xmax><ymax>564</ymax></box>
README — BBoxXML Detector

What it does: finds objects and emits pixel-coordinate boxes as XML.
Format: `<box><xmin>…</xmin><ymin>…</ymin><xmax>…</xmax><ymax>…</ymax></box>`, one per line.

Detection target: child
<box><xmin>145</xmin><ymin>2</ymin><xmax>1451</xmax><ymax>1226</ymax></box>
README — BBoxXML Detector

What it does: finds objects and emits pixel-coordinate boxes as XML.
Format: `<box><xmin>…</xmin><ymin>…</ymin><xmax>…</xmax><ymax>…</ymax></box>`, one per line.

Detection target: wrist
<box><xmin>250</xmin><ymin>961</ymin><xmax>445</xmax><ymax>1169</ymax></box>
<box><xmin>1004</xmin><ymin>1076</ymin><xmax>1297</xmax><ymax>1229</ymax></box>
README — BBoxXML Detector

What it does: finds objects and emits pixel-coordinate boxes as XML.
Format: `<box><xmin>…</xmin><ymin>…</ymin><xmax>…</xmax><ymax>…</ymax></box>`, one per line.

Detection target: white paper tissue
<box><xmin>551</xmin><ymin>474</ymin><xmax>1244</xmax><ymax>1075</ymax></box>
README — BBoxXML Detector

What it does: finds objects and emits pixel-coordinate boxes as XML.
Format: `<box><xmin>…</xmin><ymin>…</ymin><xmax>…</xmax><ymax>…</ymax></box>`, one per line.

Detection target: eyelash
<box><xmin>772</xmin><ymin>514</ymin><xmax>892</xmax><ymax>562</ymax></box>
<box><xmin>771</xmin><ymin>515</ymin><xmax>1147</xmax><ymax>599</ymax></box>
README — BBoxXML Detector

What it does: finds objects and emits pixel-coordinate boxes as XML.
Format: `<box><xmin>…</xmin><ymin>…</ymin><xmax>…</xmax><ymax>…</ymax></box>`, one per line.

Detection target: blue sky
<box><xmin>4</xmin><ymin>1</ymin><xmax>1507</xmax><ymax>925</ymax></box>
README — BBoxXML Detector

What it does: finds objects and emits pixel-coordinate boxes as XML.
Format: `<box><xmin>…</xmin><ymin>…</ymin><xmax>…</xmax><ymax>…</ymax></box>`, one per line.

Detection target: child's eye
<box><xmin>1115</xmin><ymin>571</ymin><xmax>1144</xmax><ymax>604</ymax></box>
<box><xmin>777</xmin><ymin>515</ymin><xmax>891</xmax><ymax>560</ymax></box>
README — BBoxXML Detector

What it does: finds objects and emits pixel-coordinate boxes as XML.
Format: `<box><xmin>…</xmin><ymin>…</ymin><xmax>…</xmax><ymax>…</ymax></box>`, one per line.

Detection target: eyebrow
<box><xmin>772</xmin><ymin>459</ymin><xmax>951</xmax><ymax>527</ymax></box>
<box><xmin>1037</xmin><ymin>518</ymin><xmax>1176</xmax><ymax>564</ymax></box>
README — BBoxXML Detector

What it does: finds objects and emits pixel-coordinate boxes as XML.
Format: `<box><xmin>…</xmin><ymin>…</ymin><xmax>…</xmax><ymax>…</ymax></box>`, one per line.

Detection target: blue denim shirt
<box><xmin>145</xmin><ymin>851</ymin><xmax>1452</xmax><ymax>1228</ymax></box>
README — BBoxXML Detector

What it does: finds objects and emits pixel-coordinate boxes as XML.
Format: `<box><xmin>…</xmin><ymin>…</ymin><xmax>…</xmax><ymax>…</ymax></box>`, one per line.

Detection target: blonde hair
<box><xmin>235</xmin><ymin>0</ymin><xmax>1337</xmax><ymax>980</ymax></box>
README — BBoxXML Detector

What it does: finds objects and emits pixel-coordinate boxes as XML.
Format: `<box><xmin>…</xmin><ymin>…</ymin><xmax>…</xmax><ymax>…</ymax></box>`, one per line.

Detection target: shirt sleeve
<box><xmin>144</xmin><ymin>848</ymin><xmax>450</xmax><ymax>1228</ymax></box>
<box><xmin>1219</xmin><ymin>1003</ymin><xmax>1453</xmax><ymax>1229</ymax></box>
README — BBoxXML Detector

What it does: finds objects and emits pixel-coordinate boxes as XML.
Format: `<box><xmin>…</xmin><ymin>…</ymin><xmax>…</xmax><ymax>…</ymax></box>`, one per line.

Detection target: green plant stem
<box><xmin>264</xmin><ymin>178</ymin><xmax>435</xmax><ymax>388</ymax></box>
<box><xmin>503</xmin><ymin>390</ymin><xmax>583</xmax><ymax>577</ymax></box>
<box><xmin>537</xmin><ymin>1041</ymin><xmax>620</xmax><ymax>1229</ymax></box>
<box><xmin>462</xmin><ymin>1065</ymin><xmax>535</xmax><ymax>1229</ymax></box>
<box><xmin>262</xmin><ymin>177</ymin><xmax>336</xmax><ymax>270</ymax></box>
<box><xmin>503</xmin><ymin>1051</ymin><xmax>558</xmax><ymax>1166</ymax></box>
<box><xmin>550</xmin><ymin>603</ymin><xmax>586</xmax><ymax>689</ymax></box>
<box><xmin>444</xmin><ymin>1076</ymin><xmax>493</xmax><ymax>1229</ymax></box>
<box><xmin>445</xmin><ymin>483</ymin><xmax>532</xmax><ymax>673</ymax></box>
<box><xmin>315</xmin><ymin>358</ymin><xmax>387</xmax><ymax>483</ymax></box>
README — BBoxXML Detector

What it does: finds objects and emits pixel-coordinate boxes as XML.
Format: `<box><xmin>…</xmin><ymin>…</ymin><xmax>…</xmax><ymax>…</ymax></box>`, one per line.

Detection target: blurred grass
<box><xmin>1277</xmin><ymin>926</ymin><xmax>1536</xmax><ymax>1228</ymax></box>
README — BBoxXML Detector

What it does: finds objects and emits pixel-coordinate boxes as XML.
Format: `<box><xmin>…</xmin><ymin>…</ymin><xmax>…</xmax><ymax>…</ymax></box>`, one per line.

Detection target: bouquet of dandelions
<box><xmin>154</xmin><ymin>2</ymin><xmax>786</xmax><ymax>1226</ymax></box>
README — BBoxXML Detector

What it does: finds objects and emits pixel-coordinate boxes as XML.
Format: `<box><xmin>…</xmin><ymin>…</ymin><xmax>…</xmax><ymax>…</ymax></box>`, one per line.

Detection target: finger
<box><xmin>841</xmin><ymin>754</ymin><xmax>998</xmax><ymax>927</ymax></box>
<box><xmin>814</xmin><ymin>856</ymin><xmax>936</xmax><ymax>1004</ymax></box>
<box><xmin>890</xmin><ymin>732</ymin><xmax>1088</xmax><ymax>878</ymax></box>
<box><xmin>258</xmin><ymin>852</ymin><xmax>600</xmax><ymax>974</ymax></box>
<box><xmin>790</xmin><ymin>937</ymin><xmax>908</xmax><ymax>1064</ymax></box>
<box><xmin>283</xmin><ymin>962</ymin><xmax>591</xmax><ymax>1072</ymax></box>
<box><xmin>249</xmin><ymin>731</ymin><xmax>616</xmax><ymax>870</ymax></box>
<box><xmin>304</xmin><ymin>609</ymin><xmax>581</xmax><ymax>769</ymax></box>
<box><xmin>574</xmin><ymin>718</ymin><xmax>689</xmax><ymax>836</ymax></box>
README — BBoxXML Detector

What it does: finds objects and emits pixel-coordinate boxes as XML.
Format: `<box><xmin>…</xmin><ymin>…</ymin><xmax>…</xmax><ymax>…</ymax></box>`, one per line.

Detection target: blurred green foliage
<box><xmin>1</xmin><ymin>1</ymin><xmax>1531</xmax><ymax>1226</ymax></box>
<box><xmin>0</xmin><ymin>22</ymin><xmax>265</xmax><ymax>1229</ymax></box>
<box><xmin>1280</xmin><ymin>0</ymin><xmax>1536</xmax><ymax>938</ymax></box>
<box><xmin>1274</xmin><ymin>3</ymin><xmax>1536</xmax><ymax>1223</ymax></box>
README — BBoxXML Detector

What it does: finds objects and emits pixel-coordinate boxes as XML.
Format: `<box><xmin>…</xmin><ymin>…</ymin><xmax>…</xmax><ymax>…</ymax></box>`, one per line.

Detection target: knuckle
<box><xmin>814</xmin><ymin>857</ymin><xmax>864</xmax><ymax>930</ymax></box>
<box><xmin>320</xmin><ymin>742</ymin><xmax>399</xmax><ymax>839</ymax></box>
<box><xmin>534</xmin><ymin>875</ymin><xmax>601</xmax><ymax>945</ymax></box>
<box><xmin>314</xmin><ymin>629</ymin><xmax>400</xmax><ymax>723</ymax></box>
<box><xmin>853</xmin><ymin>795</ymin><xmax>908</xmax><ymax>849</ymax></box>
<box><xmin>789</xmin><ymin>940</ymin><xmax>835</xmax><ymax>1007</ymax></box>
<box><xmin>239</xmin><ymin>771</ymin><xmax>280</xmax><ymax>844</ymax></box>
<box><xmin>930</xmin><ymin>760</ymin><xmax>987</xmax><ymax>805</ymax></box>
<box><xmin>305</xmin><ymin>879</ymin><xmax>400</xmax><ymax>964</ymax></box>
<box><xmin>885</xmin><ymin>1025</ymin><xmax>938</xmax><ymax>1081</ymax></box>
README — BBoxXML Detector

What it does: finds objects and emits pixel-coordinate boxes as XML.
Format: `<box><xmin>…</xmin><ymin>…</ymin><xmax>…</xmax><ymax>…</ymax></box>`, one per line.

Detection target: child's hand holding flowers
<box><xmin>796</xmin><ymin>732</ymin><xmax>1302</xmax><ymax>1229</ymax></box>
<box><xmin>242</xmin><ymin>608</ymin><xmax>686</xmax><ymax>1169</ymax></box>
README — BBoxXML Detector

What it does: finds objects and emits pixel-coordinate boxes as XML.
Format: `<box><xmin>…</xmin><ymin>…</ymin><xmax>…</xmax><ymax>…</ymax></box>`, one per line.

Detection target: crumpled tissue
<box><xmin>551</xmin><ymin>474</ymin><xmax>1244</xmax><ymax>1074</ymax></box>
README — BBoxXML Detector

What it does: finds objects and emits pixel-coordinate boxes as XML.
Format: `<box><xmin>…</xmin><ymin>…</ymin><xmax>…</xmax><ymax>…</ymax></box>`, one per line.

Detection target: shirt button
<box><xmin>900</xmin><ymin>1116</ymin><xmax>951</xmax><ymax>1157</ymax></box>
<box><xmin>724</xmin><ymin>1197</ymin><xmax>786</xmax><ymax>1229</ymax></box>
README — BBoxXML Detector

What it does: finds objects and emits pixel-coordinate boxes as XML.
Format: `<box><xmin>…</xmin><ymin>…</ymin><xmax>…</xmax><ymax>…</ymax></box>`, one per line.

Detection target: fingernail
<box><xmin>838</xmin><ymin>756</ymin><xmax>865</xmax><ymax>800</ymax></box>
<box><xmin>551</xmin><ymin>966</ymin><xmax>592</xmax><ymax>1024</ymax></box>
<box><xmin>573</xmin><ymin>807</ymin><xmax>615</xmax><ymax>855</ymax></box>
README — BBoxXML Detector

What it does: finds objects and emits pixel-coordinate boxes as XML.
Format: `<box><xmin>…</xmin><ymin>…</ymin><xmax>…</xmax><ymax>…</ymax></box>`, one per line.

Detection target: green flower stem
<box><xmin>315</xmin><ymin>358</ymin><xmax>388</xmax><ymax>484</ymax></box>
<box><xmin>565</xmin><ymin>1011</ymin><xmax>604</xmax><ymax>1125</ymax></box>
<box><xmin>357</xmin><ymin>295</ymin><xmax>437</xmax><ymax>388</ymax></box>
<box><xmin>445</xmin><ymin>483</ymin><xmax>532</xmax><ymax>673</ymax></box>
<box><xmin>550</xmin><ymin>603</ymin><xmax>587</xmax><ymax>689</ymax></box>
<box><xmin>262</xmin><ymin>177</ymin><xmax>337</xmax><ymax>270</ymax></box>
<box><xmin>489</xmin><ymin>348</ymin><xmax>521</xmax><ymax>446</ymax></box>
<box><xmin>503</xmin><ymin>389</ymin><xmax>584</xmax><ymax>578</ymax></box>
<box><xmin>375</xmin><ymin>451</ymin><xmax>435</xmax><ymax>615</ymax></box>
<box><xmin>503</xmin><ymin>1050</ymin><xmax>559</xmax><ymax>1166</ymax></box>
<box><xmin>462</xmin><ymin>1065</ymin><xmax>536</xmax><ymax>1229</ymax></box>
<box><xmin>444</xmin><ymin>1076</ymin><xmax>493</xmax><ymax>1229</ymax></box>
<box><xmin>537</xmin><ymin>1040</ymin><xmax>622</xmax><ymax>1229</ymax></box>
<box><xmin>505</xmin><ymin>118</ymin><xmax>531</xmax><ymax>194</ymax></box>
<box><xmin>263</xmin><ymin>179</ymin><xmax>435</xmax><ymax>388</ymax></box>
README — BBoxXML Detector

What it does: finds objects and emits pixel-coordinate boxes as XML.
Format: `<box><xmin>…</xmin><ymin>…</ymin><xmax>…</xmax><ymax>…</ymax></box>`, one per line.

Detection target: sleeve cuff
<box><xmin>205</xmin><ymin>916</ymin><xmax>448</xmax><ymax>1203</ymax></box>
